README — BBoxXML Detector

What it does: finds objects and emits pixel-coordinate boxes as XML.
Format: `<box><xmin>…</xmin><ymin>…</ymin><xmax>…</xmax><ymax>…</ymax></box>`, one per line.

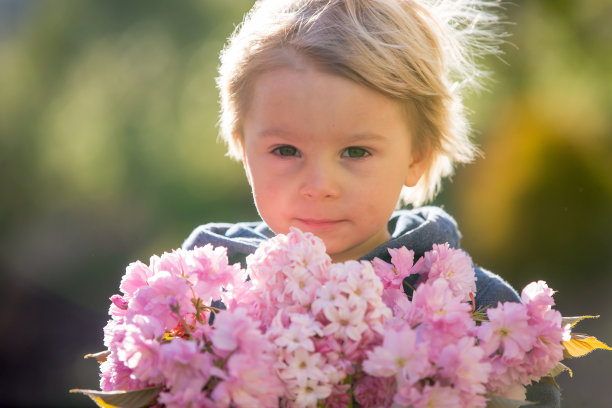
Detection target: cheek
<box><xmin>250</xmin><ymin>179</ymin><xmax>293</xmax><ymax>234</ymax></box>
<box><xmin>251</xmin><ymin>178</ymin><xmax>275</xmax><ymax>204</ymax></box>
<box><xmin>250</xmin><ymin>170</ymin><xmax>290</xmax><ymax>211</ymax></box>
<box><xmin>358</xmin><ymin>180</ymin><xmax>404</xmax><ymax>218</ymax></box>
<box><xmin>355</xmin><ymin>163</ymin><xmax>405</xmax><ymax>199</ymax></box>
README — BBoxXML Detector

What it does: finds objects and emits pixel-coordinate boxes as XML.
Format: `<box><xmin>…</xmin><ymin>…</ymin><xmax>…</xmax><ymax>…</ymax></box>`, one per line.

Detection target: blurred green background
<box><xmin>0</xmin><ymin>0</ymin><xmax>610</xmax><ymax>406</ymax></box>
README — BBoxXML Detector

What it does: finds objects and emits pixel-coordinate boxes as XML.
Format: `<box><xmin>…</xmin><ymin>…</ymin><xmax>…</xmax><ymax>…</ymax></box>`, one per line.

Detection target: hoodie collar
<box><xmin>360</xmin><ymin>206</ymin><xmax>461</xmax><ymax>263</ymax></box>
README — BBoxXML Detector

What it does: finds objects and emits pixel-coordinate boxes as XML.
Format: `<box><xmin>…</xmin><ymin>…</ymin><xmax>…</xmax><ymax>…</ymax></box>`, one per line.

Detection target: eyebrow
<box><xmin>343</xmin><ymin>132</ymin><xmax>387</xmax><ymax>143</ymax></box>
<box><xmin>254</xmin><ymin>128</ymin><xmax>293</xmax><ymax>139</ymax></box>
<box><xmin>255</xmin><ymin>128</ymin><xmax>387</xmax><ymax>142</ymax></box>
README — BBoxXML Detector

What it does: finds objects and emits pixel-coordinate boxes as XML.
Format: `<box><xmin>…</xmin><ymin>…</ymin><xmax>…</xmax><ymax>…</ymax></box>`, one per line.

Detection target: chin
<box><xmin>326</xmin><ymin>246</ymin><xmax>357</xmax><ymax>263</ymax></box>
<box><xmin>321</xmin><ymin>245</ymin><xmax>343</xmax><ymax>259</ymax></box>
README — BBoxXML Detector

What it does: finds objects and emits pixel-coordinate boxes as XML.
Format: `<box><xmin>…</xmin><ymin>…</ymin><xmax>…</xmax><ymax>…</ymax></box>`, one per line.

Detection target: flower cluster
<box><xmin>236</xmin><ymin>231</ymin><xmax>392</xmax><ymax>407</ymax></box>
<box><xmin>478</xmin><ymin>281</ymin><xmax>568</xmax><ymax>399</ymax></box>
<box><xmin>102</xmin><ymin>245</ymin><xmax>283</xmax><ymax>406</ymax></box>
<box><xmin>365</xmin><ymin>244</ymin><xmax>569</xmax><ymax>406</ymax></box>
<box><xmin>89</xmin><ymin>228</ymin><xmax>578</xmax><ymax>408</ymax></box>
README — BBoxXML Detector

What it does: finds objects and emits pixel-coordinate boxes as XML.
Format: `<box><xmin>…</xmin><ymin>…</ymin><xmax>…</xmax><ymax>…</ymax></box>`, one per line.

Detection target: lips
<box><xmin>294</xmin><ymin>218</ymin><xmax>345</xmax><ymax>231</ymax></box>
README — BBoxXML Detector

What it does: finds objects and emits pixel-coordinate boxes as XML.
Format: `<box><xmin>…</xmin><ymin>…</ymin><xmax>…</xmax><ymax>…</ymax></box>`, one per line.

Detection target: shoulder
<box><xmin>390</xmin><ymin>206</ymin><xmax>460</xmax><ymax>242</ymax></box>
<box><xmin>366</xmin><ymin>206</ymin><xmax>462</xmax><ymax>262</ymax></box>
<box><xmin>474</xmin><ymin>266</ymin><xmax>520</xmax><ymax>309</ymax></box>
<box><xmin>182</xmin><ymin>221</ymin><xmax>274</xmax><ymax>266</ymax></box>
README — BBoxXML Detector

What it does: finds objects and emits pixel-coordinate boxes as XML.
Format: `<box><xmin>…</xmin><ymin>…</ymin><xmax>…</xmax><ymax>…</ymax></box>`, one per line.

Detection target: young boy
<box><xmin>184</xmin><ymin>0</ymin><xmax>560</xmax><ymax>406</ymax></box>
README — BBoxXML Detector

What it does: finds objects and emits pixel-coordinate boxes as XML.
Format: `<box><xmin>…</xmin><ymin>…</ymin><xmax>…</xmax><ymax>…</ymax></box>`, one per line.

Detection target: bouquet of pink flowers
<box><xmin>73</xmin><ymin>228</ymin><xmax>610</xmax><ymax>408</ymax></box>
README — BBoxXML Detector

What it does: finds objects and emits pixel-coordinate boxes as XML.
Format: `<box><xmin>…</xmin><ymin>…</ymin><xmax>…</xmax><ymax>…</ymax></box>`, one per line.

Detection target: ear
<box><xmin>404</xmin><ymin>149</ymin><xmax>431</xmax><ymax>187</ymax></box>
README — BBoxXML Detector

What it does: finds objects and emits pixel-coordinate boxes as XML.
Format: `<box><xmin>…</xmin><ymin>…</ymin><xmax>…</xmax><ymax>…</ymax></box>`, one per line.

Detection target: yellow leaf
<box><xmin>548</xmin><ymin>362</ymin><xmax>573</xmax><ymax>379</ymax></box>
<box><xmin>486</xmin><ymin>394</ymin><xmax>537</xmax><ymax>407</ymax></box>
<box><xmin>90</xmin><ymin>395</ymin><xmax>121</xmax><ymax>408</ymax></box>
<box><xmin>70</xmin><ymin>386</ymin><xmax>161</xmax><ymax>408</ymax></box>
<box><xmin>84</xmin><ymin>350</ymin><xmax>110</xmax><ymax>364</ymax></box>
<box><xmin>562</xmin><ymin>333</ymin><xmax>612</xmax><ymax>358</ymax></box>
<box><xmin>562</xmin><ymin>315</ymin><xmax>599</xmax><ymax>328</ymax></box>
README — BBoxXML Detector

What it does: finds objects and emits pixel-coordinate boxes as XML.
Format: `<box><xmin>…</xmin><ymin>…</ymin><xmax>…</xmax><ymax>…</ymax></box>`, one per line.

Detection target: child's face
<box><xmin>241</xmin><ymin>64</ymin><xmax>425</xmax><ymax>262</ymax></box>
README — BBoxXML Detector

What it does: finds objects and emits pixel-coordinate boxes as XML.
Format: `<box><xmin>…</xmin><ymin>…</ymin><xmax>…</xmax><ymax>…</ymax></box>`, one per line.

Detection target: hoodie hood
<box><xmin>183</xmin><ymin>206</ymin><xmax>461</xmax><ymax>266</ymax></box>
<box><xmin>361</xmin><ymin>206</ymin><xmax>461</xmax><ymax>263</ymax></box>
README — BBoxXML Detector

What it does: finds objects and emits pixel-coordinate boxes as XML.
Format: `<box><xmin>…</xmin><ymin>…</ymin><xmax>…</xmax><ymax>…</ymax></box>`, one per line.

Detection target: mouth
<box><xmin>294</xmin><ymin>218</ymin><xmax>345</xmax><ymax>231</ymax></box>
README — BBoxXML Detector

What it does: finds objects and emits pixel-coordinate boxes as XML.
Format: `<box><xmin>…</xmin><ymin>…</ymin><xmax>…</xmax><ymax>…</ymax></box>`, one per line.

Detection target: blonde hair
<box><xmin>217</xmin><ymin>0</ymin><xmax>505</xmax><ymax>206</ymax></box>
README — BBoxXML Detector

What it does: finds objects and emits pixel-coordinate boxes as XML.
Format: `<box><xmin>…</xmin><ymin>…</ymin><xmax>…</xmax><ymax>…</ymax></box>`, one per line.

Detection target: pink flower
<box><xmin>244</xmin><ymin>228</ymin><xmax>332</xmax><ymax>327</ymax></box>
<box><xmin>158</xmin><ymin>390</ymin><xmax>215</xmax><ymax>408</ymax></box>
<box><xmin>103</xmin><ymin>318</ymin><xmax>126</xmax><ymax>353</ymax></box>
<box><xmin>127</xmin><ymin>271</ymin><xmax>193</xmax><ymax>329</ymax></box>
<box><xmin>99</xmin><ymin>355</ymin><xmax>144</xmax><ymax>391</ymax></box>
<box><xmin>409</xmin><ymin>279</ymin><xmax>473</xmax><ymax>338</ymax></box>
<box><xmin>273</xmin><ymin>313</ymin><xmax>322</xmax><ymax>353</ymax></box>
<box><xmin>212</xmin><ymin>352</ymin><xmax>283</xmax><ymax>408</ymax></box>
<box><xmin>149</xmin><ymin>250</ymin><xmax>188</xmax><ymax>277</ymax></box>
<box><xmin>387</xmin><ymin>291</ymin><xmax>412</xmax><ymax>321</ymax></box>
<box><xmin>371</xmin><ymin>257</ymin><xmax>397</xmax><ymax>290</ymax></box>
<box><xmin>312</xmin><ymin>280</ymin><xmax>342</xmax><ymax>316</ymax></box>
<box><xmin>388</xmin><ymin>246</ymin><xmax>417</xmax><ymax>283</ymax></box>
<box><xmin>322</xmin><ymin>295</ymin><xmax>368</xmax><ymax>342</ymax></box>
<box><xmin>108</xmin><ymin>294</ymin><xmax>128</xmax><ymax>319</ymax></box>
<box><xmin>353</xmin><ymin>375</ymin><xmax>395</xmax><ymax>408</ymax></box>
<box><xmin>158</xmin><ymin>338</ymin><xmax>211</xmax><ymax>390</ymax></box>
<box><xmin>282</xmin><ymin>260</ymin><xmax>319</xmax><ymax>306</ymax></box>
<box><xmin>524</xmin><ymin>307</ymin><xmax>567</xmax><ymax>378</ymax></box>
<box><xmin>210</xmin><ymin>307</ymin><xmax>267</xmax><ymax>354</ymax></box>
<box><xmin>292</xmin><ymin>377</ymin><xmax>333</xmax><ymax>408</ymax></box>
<box><xmin>419</xmin><ymin>243</ymin><xmax>476</xmax><ymax>300</ymax></box>
<box><xmin>96</xmin><ymin>233</ymin><xmax>572</xmax><ymax>407</ymax></box>
<box><xmin>436</xmin><ymin>337</ymin><xmax>491</xmax><ymax>399</ymax></box>
<box><xmin>379</xmin><ymin>286</ymin><xmax>407</xmax><ymax>314</ymax></box>
<box><xmin>247</xmin><ymin>228</ymin><xmax>330</xmax><ymax>288</ymax></box>
<box><xmin>336</xmin><ymin>261</ymin><xmax>383</xmax><ymax>304</ymax></box>
<box><xmin>118</xmin><ymin>333</ymin><xmax>162</xmax><ymax>383</ymax></box>
<box><xmin>371</xmin><ymin>246</ymin><xmax>417</xmax><ymax>290</ymax></box>
<box><xmin>130</xmin><ymin>313</ymin><xmax>165</xmax><ymax>339</ymax></box>
<box><xmin>313</xmin><ymin>336</ymin><xmax>352</xmax><ymax>375</ymax></box>
<box><xmin>324</xmin><ymin>384</ymin><xmax>352</xmax><ymax>408</ymax></box>
<box><xmin>521</xmin><ymin>280</ymin><xmax>556</xmax><ymax>317</ymax></box>
<box><xmin>363</xmin><ymin>325</ymin><xmax>429</xmax><ymax>383</ymax></box>
<box><xmin>396</xmin><ymin>384</ymin><xmax>462</xmax><ymax>408</ymax></box>
<box><xmin>478</xmin><ymin>302</ymin><xmax>536</xmax><ymax>360</ymax></box>
<box><xmin>117</xmin><ymin>315</ymin><xmax>165</xmax><ymax>383</ymax></box>
<box><xmin>187</xmin><ymin>244</ymin><xmax>243</xmax><ymax>303</ymax></box>
<box><xmin>119</xmin><ymin>260</ymin><xmax>153</xmax><ymax>297</ymax></box>
<box><xmin>279</xmin><ymin>347</ymin><xmax>328</xmax><ymax>385</ymax></box>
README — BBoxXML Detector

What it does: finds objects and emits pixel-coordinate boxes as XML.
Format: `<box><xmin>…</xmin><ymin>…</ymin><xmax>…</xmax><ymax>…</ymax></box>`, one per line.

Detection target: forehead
<box><xmin>243</xmin><ymin>64</ymin><xmax>411</xmax><ymax>143</ymax></box>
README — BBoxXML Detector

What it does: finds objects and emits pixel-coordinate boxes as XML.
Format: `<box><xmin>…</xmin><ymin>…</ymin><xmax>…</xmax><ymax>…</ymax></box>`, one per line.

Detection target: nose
<box><xmin>298</xmin><ymin>158</ymin><xmax>340</xmax><ymax>200</ymax></box>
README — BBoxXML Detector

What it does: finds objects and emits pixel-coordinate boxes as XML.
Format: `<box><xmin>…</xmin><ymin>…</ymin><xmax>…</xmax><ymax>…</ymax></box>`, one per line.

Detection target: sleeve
<box><xmin>525</xmin><ymin>381</ymin><xmax>562</xmax><ymax>408</ymax></box>
<box><xmin>474</xmin><ymin>266</ymin><xmax>561</xmax><ymax>408</ymax></box>
<box><xmin>474</xmin><ymin>266</ymin><xmax>521</xmax><ymax>308</ymax></box>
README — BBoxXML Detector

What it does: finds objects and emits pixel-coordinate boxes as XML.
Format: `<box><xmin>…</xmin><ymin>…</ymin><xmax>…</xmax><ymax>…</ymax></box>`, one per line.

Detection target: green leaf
<box><xmin>70</xmin><ymin>386</ymin><xmax>162</xmax><ymax>408</ymax></box>
<box><xmin>486</xmin><ymin>394</ymin><xmax>537</xmax><ymax>408</ymax></box>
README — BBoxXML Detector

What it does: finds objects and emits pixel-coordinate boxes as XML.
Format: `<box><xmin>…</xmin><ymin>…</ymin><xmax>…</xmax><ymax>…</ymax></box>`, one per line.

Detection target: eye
<box><xmin>341</xmin><ymin>147</ymin><xmax>370</xmax><ymax>158</ymax></box>
<box><xmin>272</xmin><ymin>145</ymin><xmax>300</xmax><ymax>157</ymax></box>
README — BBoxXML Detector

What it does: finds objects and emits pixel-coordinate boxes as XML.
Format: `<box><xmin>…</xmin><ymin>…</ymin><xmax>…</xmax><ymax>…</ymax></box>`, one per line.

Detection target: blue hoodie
<box><xmin>183</xmin><ymin>206</ymin><xmax>561</xmax><ymax>407</ymax></box>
